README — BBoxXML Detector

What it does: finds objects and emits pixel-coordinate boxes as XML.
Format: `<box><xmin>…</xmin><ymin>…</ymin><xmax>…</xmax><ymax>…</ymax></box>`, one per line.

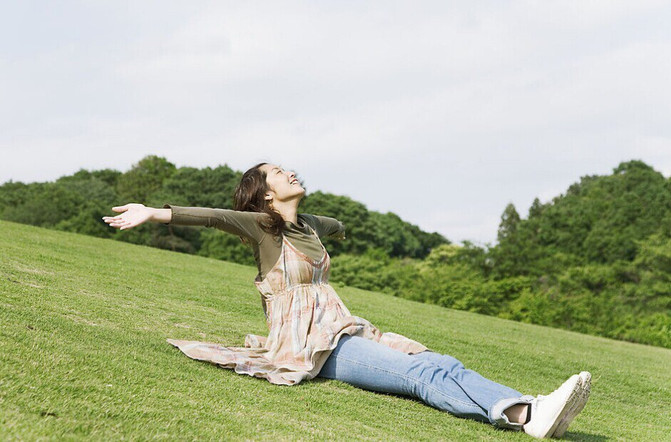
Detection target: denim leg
<box><xmin>318</xmin><ymin>336</ymin><xmax>530</xmax><ymax>429</ymax></box>
<box><xmin>410</xmin><ymin>350</ymin><xmax>533</xmax><ymax>429</ymax></box>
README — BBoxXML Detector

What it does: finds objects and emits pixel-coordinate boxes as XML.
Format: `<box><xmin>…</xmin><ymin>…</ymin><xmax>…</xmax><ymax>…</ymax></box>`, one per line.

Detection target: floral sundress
<box><xmin>167</xmin><ymin>224</ymin><xmax>428</xmax><ymax>385</ymax></box>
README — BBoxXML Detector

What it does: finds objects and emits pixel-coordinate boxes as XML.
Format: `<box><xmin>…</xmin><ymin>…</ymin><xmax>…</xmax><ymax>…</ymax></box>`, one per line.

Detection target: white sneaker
<box><xmin>523</xmin><ymin>374</ymin><xmax>582</xmax><ymax>439</ymax></box>
<box><xmin>551</xmin><ymin>371</ymin><xmax>591</xmax><ymax>438</ymax></box>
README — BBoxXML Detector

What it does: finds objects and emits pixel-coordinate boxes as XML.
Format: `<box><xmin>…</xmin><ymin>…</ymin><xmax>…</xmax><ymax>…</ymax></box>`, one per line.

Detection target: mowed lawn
<box><xmin>1</xmin><ymin>220</ymin><xmax>670</xmax><ymax>441</ymax></box>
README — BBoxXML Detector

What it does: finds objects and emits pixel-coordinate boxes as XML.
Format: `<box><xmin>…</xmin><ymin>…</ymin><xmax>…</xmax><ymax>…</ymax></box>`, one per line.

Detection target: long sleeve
<box><xmin>301</xmin><ymin>214</ymin><xmax>346</xmax><ymax>240</ymax></box>
<box><xmin>164</xmin><ymin>205</ymin><xmax>267</xmax><ymax>243</ymax></box>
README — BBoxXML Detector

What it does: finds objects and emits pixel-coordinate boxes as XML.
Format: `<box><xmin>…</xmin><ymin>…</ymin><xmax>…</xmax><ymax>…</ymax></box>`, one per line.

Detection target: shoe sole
<box><xmin>526</xmin><ymin>375</ymin><xmax>583</xmax><ymax>438</ymax></box>
<box><xmin>552</xmin><ymin>372</ymin><xmax>591</xmax><ymax>438</ymax></box>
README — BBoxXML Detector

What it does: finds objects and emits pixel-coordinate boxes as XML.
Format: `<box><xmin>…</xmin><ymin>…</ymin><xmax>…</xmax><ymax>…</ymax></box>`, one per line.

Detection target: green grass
<box><xmin>1</xmin><ymin>220</ymin><xmax>670</xmax><ymax>441</ymax></box>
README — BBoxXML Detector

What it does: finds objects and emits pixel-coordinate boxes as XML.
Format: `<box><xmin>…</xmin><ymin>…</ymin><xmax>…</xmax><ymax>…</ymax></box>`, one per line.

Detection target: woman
<box><xmin>103</xmin><ymin>162</ymin><xmax>590</xmax><ymax>438</ymax></box>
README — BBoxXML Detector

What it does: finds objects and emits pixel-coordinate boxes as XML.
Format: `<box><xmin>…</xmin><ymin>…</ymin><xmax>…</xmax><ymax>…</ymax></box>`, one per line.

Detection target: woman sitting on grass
<box><xmin>103</xmin><ymin>162</ymin><xmax>590</xmax><ymax>439</ymax></box>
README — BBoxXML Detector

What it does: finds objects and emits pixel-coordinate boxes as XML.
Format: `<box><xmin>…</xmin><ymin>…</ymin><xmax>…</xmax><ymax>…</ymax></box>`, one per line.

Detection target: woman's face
<box><xmin>260</xmin><ymin>163</ymin><xmax>305</xmax><ymax>204</ymax></box>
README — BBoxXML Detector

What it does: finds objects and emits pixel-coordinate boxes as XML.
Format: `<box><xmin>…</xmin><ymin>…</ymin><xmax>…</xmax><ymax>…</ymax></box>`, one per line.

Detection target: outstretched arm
<box><xmin>103</xmin><ymin>203</ymin><xmax>170</xmax><ymax>230</ymax></box>
<box><xmin>104</xmin><ymin>203</ymin><xmax>267</xmax><ymax>243</ymax></box>
<box><xmin>301</xmin><ymin>214</ymin><xmax>346</xmax><ymax>240</ymax></box>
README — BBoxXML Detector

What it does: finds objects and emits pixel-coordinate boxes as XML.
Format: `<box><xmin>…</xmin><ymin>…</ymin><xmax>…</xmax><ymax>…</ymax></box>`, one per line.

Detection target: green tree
<box><xmin>300</xmin><ymin>191</ymin><xmax>448</xmax><ymax>258</ymax></box>
<box><xmin>152</xmin><ymin>165</ymin><xmax>240</xmax><ymax>208</ymax></box>
<box><xmin>116</xmin><ymin>155</ymin><xmax>177</xmax><ymax>203</ymax></box>
<box><xmin>299</xmin><ymin>191</ymin><xmax>375</xmax><ymax>256</ymax></box>
<box><xmin>198</xmin><ymin>229</ymin><xmax>256</xmax><ymax>266</ymax></box>
<box><xmin>492</xmin><ymin>203</ymin><xmax>527</xmax><ymax>277</ymax></box>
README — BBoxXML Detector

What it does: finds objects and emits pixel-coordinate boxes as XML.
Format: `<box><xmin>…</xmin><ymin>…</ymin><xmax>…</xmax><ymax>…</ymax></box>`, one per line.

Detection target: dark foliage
<box><xmin>2</xmin><ymin>157</ymin><xmax>668</xmax><ymax>348</ymax></box>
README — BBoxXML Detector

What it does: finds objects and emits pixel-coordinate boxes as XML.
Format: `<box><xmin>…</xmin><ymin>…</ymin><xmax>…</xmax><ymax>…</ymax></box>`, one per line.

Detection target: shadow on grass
<box><xmin>562</xmin><ymin>431</ymin><xmax>609</xmax><ymax>441</ymax></box>
<box><xmin>307</xmin><ymin>378</ymin><xmax>329</xmax><ymax>384</ymax></box>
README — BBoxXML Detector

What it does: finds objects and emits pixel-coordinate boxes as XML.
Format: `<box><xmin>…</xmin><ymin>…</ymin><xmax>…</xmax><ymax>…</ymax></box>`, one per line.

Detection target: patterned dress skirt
<box><xmin>167</xmin><ymin>226</ymin><xmax>428</xmax><ymax>386</ymax></box>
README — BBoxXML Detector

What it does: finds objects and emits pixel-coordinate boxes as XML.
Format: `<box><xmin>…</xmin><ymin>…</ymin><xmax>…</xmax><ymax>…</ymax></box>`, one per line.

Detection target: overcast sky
<box><xmin>2</xmin><ymin>1</ymin><xmax>670</xmax><ymax>245</ymax></box>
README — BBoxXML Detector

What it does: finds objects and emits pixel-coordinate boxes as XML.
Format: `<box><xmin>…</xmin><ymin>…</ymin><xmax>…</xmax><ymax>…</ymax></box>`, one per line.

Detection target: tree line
<box><xmin>2</xmin><ymin>157</ymin><xmax>669</xmax><ymax>349</ymax></box>
<box><xmin>329</xmin><ymin>160</ymin><xmax>671</xmax><ymax>349</ymax></box>
<box><xmin>0</xmin><ymin>155</ymin><xmax>448</xmax><ymax>265</ymax></box>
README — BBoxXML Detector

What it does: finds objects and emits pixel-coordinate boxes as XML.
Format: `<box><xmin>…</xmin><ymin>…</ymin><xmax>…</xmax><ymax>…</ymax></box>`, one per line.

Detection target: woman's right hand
<box><xmin>103</xmin><ymin>203</ymin><xmax>155</xmax><ymax>230</ymax></box>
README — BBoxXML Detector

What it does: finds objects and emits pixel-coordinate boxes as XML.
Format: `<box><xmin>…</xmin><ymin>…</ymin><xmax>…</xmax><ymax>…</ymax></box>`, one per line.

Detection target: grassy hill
<box><xmin>1</xmin><ymin>220</ymin><xmax>669</xmax><ymax>441</ymax></box>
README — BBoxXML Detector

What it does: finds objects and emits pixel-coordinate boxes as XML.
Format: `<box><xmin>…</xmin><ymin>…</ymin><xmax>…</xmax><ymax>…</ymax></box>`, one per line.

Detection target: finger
<box><xmin>112</xmin><ymin>205</ymin><xmax>129</xmax><ymax>213</ymax></box>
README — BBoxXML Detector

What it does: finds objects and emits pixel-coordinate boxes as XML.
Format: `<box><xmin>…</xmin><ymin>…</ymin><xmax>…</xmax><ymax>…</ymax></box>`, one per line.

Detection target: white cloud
<box><xmin>1</xmin><ymin>0</ymin><xmax>670</xmax><ymax>244</ymax></box>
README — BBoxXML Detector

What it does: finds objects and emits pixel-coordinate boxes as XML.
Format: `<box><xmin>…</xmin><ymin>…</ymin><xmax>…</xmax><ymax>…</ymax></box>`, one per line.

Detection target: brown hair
<box><xmin>233</xmin><ymin>162</ymin><xmax>285</xmax><ymax>237</ymax></box>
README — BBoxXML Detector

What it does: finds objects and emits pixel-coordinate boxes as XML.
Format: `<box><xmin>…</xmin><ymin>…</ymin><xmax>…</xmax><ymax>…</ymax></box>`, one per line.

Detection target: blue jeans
<box><xmin>317</xmin><ymin>335</ymin><xmax>533</xmax><ymax>430</ymax></box>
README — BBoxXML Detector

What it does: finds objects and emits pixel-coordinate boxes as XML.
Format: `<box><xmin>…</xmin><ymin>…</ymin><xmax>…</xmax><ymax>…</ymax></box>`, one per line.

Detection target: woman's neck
<box><xmin>272</xmin><ymin>200</ymin><xmax>299</xmax><ymax>225</ymax></box>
